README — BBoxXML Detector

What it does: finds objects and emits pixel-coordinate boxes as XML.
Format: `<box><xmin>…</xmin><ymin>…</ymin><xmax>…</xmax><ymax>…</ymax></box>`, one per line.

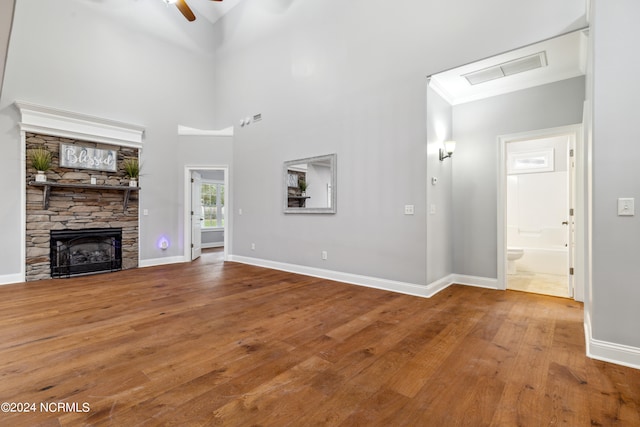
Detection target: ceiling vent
<box><xmin>462</xmin><ymin>51</ymin><xmax>548</xmax><ymax>85</ymax></box>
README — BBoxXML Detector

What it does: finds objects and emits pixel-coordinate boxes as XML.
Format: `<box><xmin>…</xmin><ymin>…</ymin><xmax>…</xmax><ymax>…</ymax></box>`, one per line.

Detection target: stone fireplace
<box><xmin>17</xmin><ymin>101</ymin><xmax>146</xmax><ymax>282</ymax></box>
<box><xmin>25</xmin><ymin>133</ymin><xmax>140</xmax><ymax>281</ymax></box>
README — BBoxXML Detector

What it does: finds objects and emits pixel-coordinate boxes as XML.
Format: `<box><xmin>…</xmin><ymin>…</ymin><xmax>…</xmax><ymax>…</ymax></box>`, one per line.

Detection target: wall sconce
<box><xmin>439</xmin><ymin>140</ymin><xmax>456</xmax><ymax>161</ymax></box>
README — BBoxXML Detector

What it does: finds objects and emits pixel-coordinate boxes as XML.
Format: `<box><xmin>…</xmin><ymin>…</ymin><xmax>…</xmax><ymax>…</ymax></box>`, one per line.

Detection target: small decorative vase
<box><xmin>35</xmin><ymin>171</ymin><xmax>47</xmax><ymax>182</ymax></box>
<box><xmin>129</xmin><ymin>179</ymin><xmax>138</xmax><ymax>187</ymax></box>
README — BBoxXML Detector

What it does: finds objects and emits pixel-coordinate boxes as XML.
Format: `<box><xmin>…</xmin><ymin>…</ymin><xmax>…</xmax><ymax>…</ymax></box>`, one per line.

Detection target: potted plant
<box><xmin>29</xmin><ymin>148</ymin><xmax>52</xmax><ymax>182</ymax></box>
<box><xmin>123</xmin><ymin>158</ymin><xmax>140</xmax><ymax>187</ymax></box>
<box><xmin>298</xmin><ymin>177</ymin><xmax>308</xmax><ymax>196</ymax></box>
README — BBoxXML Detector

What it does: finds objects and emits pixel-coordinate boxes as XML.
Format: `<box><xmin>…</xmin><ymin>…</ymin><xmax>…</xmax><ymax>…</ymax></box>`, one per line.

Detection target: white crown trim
<box><xmin>14</xmin><ymin>101</ymin><xmax>145</xmax><ymax>149</ymax></box>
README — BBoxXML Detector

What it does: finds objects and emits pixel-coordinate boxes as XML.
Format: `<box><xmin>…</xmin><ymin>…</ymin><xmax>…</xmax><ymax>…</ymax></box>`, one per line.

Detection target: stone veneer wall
<box><xmin>25</xmin><ymin>133</ymin><xmax>139</xmax><ymax>281</ymax></box>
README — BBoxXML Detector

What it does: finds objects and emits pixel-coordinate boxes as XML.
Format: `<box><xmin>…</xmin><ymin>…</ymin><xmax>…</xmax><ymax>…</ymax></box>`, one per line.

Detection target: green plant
<box><xmin>298</xmin><ymin>177</ymin><xmax>308</xmax><ymax>193</ymax></box>
<box><xmin>122</xmin><ymin>158</ymin><xmax>140</xmax><ymax>179</ymax></box>
<box><xmin>29</xmin><ymin>148</ymin><xmax>52</xmax><ymax>172</ymax></box>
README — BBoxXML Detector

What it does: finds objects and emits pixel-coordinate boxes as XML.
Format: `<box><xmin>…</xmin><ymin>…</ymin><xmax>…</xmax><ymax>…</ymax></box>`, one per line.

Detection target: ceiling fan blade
<box><xmin>175</xmin><ymin>0</ymin><xmax>196</xmax><ymax>21</ymax></box>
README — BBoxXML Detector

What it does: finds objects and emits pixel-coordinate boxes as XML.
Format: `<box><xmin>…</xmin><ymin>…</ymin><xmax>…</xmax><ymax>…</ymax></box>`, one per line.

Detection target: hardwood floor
<box><xmin>0</xmin><ymin>250</ymin><xmax>638</xmax><ymax>426</ymax></box>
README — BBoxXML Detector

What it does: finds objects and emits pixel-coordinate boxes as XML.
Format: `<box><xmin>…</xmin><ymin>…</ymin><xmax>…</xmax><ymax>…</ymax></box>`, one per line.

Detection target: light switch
<box><xmin>618</xmin><ymin>198</ymin><xmax>635</xmax><ymax>216</ymax></box>
<box><xmin>430</xmin><ymin>204</ymin><xmax>436</xmax><ymax>215</ymax></box>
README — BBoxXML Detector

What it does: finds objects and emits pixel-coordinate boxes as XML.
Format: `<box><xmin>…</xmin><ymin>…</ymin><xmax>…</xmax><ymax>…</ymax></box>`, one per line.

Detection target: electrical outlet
<box><xmin>251</xmin><ymin>243</ymin><xmax>256</xmax><ymax>250</ymax></box>
<box><xmin>321</xmin><ymin>251</ymin><xmax>328</xmax><ymax>260</ymax></box>
<box><xmin>404</xmin><ymin>205</ymin><xmax>415</xmax><ymax>215</ymax></box>
<box><xmin>618</xmin><ymin>198</ymin><xmax>635</xmax><ymax>216</ymax></box>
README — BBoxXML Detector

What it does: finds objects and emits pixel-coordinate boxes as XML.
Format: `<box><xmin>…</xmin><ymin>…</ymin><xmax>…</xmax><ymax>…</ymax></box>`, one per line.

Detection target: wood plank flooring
<box><xmin>0</xmin><ymin>249</ymin><xmax>638</xmax><ymax>426</ymax></box>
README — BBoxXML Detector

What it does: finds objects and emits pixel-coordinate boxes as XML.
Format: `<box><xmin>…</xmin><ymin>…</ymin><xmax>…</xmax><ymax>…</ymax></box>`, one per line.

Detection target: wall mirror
<box><xmin>284</xmin><ymin>153</ymin><xmax>336</xmax><ymax>214</ymax></box>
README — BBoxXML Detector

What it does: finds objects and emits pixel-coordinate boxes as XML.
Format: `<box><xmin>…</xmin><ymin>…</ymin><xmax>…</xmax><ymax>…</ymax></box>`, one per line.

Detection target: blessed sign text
<box><xmin>60</xmin><ymin>143</ymin><xmax>118</xmax><ymax>172</ymax></box>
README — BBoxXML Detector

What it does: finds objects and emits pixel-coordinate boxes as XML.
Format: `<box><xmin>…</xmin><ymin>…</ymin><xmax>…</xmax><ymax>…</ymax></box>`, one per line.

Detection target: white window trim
<box><xmin>201</xmin><ymin>179</ymin><xmax>224</xmax><ymax>230</ymax></box>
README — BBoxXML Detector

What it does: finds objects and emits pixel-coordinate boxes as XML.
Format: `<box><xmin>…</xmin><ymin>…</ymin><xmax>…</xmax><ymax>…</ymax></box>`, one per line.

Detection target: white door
<box><xmin>191</xmin><ymin>171</ymin><xmax>203</xmax><ymax>260</ymax></box>
<box><xmin>567</xmin><ymin>137</ymin><xmax>576</xmax><ymax>298</ymax></box>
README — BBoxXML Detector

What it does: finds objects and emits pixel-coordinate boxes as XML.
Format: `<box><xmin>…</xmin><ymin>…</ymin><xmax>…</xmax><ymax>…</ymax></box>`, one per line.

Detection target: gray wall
<box><xmin>591</xmin><ymin>0</ymin><xmax>640</xmax><ymax>348</ymax></box>
<box><xmin>0</xmin><ymin>0</ymin><xmax>14</xmax><ymax>99</ymax></box>
<box><xmin>0</xmin><ymin>0</ymin><xmax>590</xmax><ymax>286</ymax></box>
<box><xmin>451</xmin><ymin>76</ymin><xmax>586</xmax><ymax>278</ymax></box>
<box><xmin>213</xmin><ymin>0</ymin><xmax>587</xmax><ymax>286</ymax></box>
<box><xmin>0</xmin><ymin>0</ymin><xmax>219</xmax><ymax>274</ymax></box>
<box><xmin>426</xmin><ymin>86</ymin><xmax>453</xmax><ymax>284</ymax></box>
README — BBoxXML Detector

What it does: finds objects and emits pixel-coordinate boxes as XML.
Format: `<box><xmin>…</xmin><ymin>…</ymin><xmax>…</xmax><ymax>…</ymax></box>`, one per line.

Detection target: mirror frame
<box><xmin>283</xmin><ymin>153</ymin><xmax>337</xmax><ymax>214</ymax></box>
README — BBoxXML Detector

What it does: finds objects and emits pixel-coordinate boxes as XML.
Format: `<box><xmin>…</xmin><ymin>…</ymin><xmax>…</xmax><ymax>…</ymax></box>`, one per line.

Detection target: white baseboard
<box><xmin>450</xmin><ymin>274</ymin><xmax>499</xmax><ymax>290</ymax></box>
<box><xmin>228</xmin><ymin>255</ymin><xmax>444</xmax><ymax>298</ymax></box>
<box><xmin>584</xmin><ymin>311</ymin><xmax>640</xmax><ymax>370</ymax></box>
<box><xmin>202</xmin><ymin>242</ymin><xmax>224</xmax><ymax>249</ymax></box>
<box><xmin>139</xmin><ymin>256</ymin><xmax>187</xmax><ymax>268</ymax></box>
<box><xmin>0</xmin><ymin>273</ymin><xmax>25</xmax><ymax>285</ymax></box>
<box><xmin>426</xmin><ymin>274</ymin><xmax>454</xmax><ymax>296</ymax></box>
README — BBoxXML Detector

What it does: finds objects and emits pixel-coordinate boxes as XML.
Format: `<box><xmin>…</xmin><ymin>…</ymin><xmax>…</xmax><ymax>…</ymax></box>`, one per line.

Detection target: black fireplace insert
<box><xmin>50</xmin><ymin>228</ymin><xmax>122</xmax><ymax>278</ymax></box>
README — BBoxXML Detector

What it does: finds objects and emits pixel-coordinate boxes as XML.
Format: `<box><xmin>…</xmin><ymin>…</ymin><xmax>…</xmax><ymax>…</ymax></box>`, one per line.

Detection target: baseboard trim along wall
<box><xmin>229</xmin><ymin>255</ymin><xmax>448</xmax><ymax>298</ymax></box>
<box><xmin>0</xmin><ymin>273</ymin><xmax>25</xmax><ymax>285</ymax></box>
<box><xmin>202</xmin><ymin>242</ymin><xmax>224</xmax><ymax>249</ymax></box>
<box><xmin>449</xmin><ymin>274</ymin><xmax>500</xmax><ymax>290</ymax></box>
<box><xmin>584</xmin><ymin>311</ymin><xmax>640</xmax><ymax>370</ymax></box>
<box><xmin>139</xmin><ymin>256</ymin><xmax>187</xmax><ymax>268</ymax></box>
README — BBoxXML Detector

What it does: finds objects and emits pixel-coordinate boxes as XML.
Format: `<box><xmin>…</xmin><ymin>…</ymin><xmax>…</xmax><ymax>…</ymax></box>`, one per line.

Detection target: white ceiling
<box><xmin>73</xmin><ymin>0</ymin><xmax>244</xmax><ymax>53</ymax></box>
<box><xmin>429</xmin><ymin>29</ymin><xmax>588</xmax><ymax>105</ymax></box>
<box><xmin>180</xmin><ymin>0</ymin><xmax>243</xmax><ymax>24</ymax></box>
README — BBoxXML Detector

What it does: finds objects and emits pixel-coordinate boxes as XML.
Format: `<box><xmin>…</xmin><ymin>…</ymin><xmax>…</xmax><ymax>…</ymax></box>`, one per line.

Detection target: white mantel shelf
<box><xmin>29</xmin><ymin>181</ymin><xmax>140</xmax><ymax>212</ymax></box>
<box><xmin>15</xmin><ymin>101</ymin><xmax>145</xmax><ymax>149</ymax></box>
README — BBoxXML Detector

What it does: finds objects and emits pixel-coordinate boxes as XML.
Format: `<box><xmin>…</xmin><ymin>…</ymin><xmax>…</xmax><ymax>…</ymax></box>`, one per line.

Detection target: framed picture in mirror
<box><xmin>283</xmin><ymin>153</ymin><xmax>336</xmax><ymax>214</ymax></box>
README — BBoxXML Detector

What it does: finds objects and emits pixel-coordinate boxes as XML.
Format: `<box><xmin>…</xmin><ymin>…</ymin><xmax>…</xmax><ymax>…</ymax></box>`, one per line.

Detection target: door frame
<box><xmin>183</xmin><ymin>165</ymin><xmax>230</xmax><ymax>262</ymax></box>
<box><xmin>497</xmin><ymin>124</ymin><xmax>585</xmax><ymax>301</ymax></box>
<box><xmin>190</xmin><ymin>170</ymin><xmax>203</xmax><ymax>261</ymax></box>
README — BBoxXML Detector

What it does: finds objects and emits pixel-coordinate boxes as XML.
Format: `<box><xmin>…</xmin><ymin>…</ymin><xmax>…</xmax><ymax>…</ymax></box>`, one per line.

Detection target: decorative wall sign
<box><xmin>60</xmin><ymin>143</ymin><xmax>117</xmax><ymax>172</ymax></box>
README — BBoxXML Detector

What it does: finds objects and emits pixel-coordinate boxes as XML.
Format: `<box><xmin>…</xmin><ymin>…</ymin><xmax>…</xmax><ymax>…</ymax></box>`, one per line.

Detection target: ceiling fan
<box><xmin>163</xmin><ymin>0</ymin><xmax>223</xmax><ymax>22</ymax></box>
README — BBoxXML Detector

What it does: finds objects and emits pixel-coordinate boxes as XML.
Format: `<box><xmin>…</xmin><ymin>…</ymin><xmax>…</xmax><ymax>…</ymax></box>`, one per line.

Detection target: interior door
<box><xmin>567</xmin><ymin>137</ymin><xmax>576</xmax><ymax>298</ymax></box>
<box><xmin>191</xmin><ymin>171</ymin><xmax>203</xmax><ymax>260</ymax></box>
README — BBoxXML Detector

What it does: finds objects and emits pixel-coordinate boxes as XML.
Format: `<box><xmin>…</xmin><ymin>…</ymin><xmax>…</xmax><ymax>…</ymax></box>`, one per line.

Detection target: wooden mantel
<box><xmin>28</xmin><ymin>181</ymin><xmax>140</xmax><ymax>212</ymax></box>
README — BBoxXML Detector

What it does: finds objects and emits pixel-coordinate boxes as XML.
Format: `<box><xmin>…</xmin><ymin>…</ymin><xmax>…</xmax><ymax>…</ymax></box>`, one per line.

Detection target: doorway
<box><xmin>497</xmin><ymin>125</ymin><xmax>582</xmax><ymax>299</ymax></box>
<box><xmin>184</xmin><ymin>166</ymin><xmax>229</xmax><ymax>263</ymax></box>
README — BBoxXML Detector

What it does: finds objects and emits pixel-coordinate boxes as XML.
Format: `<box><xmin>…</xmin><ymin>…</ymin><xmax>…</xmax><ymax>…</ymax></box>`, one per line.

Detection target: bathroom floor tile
<box><xmin>507</xmin><ymin>272</ymin><xmax>570</xmax><ymax>298</ymax></box>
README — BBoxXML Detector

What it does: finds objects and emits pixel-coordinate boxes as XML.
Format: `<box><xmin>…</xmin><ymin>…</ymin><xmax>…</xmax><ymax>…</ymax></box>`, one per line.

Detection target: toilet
<box><xmin>507</xmin><ymin>247</ymin><xmax>524</xmax><ymax>274</ymax></box>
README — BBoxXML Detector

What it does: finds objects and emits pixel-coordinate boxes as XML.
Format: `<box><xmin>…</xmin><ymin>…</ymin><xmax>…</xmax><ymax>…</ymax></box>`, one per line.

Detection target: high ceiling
<box><xmin>429</xmin><ymin>29</ymin><xmax>588</xmax><ymax>105</ymax></box>
<box><xmin>167</xmin><ymin>0</ymin><xmax>243</xmax><ymax>24</ymax></box>
<box><xmin>76</xmin><ymin>0</ymin><xmax>245</xmax><ymax>52</ymax></box>
<box><xmin>1</xmin><ymin>2</ymin><xmax>586</xmax><ymax>104</ymax></box>
<box><xmin>0</xmin><ymin>0</ymin><xmax>245</xmax><ymax>97</ymax></box>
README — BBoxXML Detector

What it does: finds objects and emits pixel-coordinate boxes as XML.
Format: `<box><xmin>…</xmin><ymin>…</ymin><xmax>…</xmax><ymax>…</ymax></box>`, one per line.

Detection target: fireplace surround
<box><xmin>17</xmin><ymin>102</ymin><xmax>145</xmax><ymax>282</ymax></box>
<box><xmin>24</xmin><ymin>133</ymin><xmax>140</xmax><ymax>281</ymax></box>
<box><xmin>50</xmin><ymin>228</ymin><xmax>122</xmax><ymax>278</ymax></box>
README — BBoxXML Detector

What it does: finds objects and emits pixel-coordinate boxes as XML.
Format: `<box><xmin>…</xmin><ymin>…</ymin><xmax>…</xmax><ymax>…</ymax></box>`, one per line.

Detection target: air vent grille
<box><xmin>463</xmin><ymin>51</ymin><xmax>548</xmax><ymax>85</ymax></box>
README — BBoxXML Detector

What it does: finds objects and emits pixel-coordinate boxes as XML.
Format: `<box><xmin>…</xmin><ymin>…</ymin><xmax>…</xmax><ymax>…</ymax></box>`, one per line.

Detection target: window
<box><xmin>507</xmin><ymin>148</ymin><xmax>554</xmax><ymax>174</ymax></box>
<box><xmin>201</xmin><ymin>181</ymin><xmax>224</xmax><ymax>228</ymax></box>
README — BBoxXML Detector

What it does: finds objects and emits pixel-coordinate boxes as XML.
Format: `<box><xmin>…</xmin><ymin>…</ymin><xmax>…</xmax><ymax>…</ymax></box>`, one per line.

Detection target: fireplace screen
<box><xmin>50</xmin><ymin>228</ymin><xmax>122</xmax><ymax>278</ymax></box>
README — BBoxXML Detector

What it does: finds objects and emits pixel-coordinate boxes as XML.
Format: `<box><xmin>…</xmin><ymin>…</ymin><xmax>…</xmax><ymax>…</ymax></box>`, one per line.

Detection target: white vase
<box><xmin>129</xmin><ymin>179</ymin><xmax>137</xmax><ymax>187</ymax></box>
<box><xmin>35</xmin><ymin>171</ymin><xmax>47</xmax><ymax>182</ymax></box>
